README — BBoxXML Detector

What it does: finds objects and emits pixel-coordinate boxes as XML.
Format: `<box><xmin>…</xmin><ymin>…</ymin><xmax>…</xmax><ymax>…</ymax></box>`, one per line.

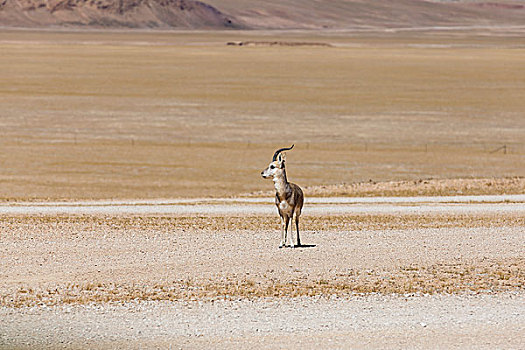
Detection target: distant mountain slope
<box><xmin>0</xmin><ymin>0</ymin><xmax>523</xmax><ymax>29</ymax></box>
<box><xmin>205</xmin><ymin>0</ymin><xmax>525</xmax><ymax>29</ymax></box>
<box><xmin>0</xmin><ymin>0</ymin><xmax>240</xmax><ymax>29</ymax></box>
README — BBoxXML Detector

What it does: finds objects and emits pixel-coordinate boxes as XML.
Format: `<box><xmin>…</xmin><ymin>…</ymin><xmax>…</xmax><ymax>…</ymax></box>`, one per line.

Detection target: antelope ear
<box><xmin>278</xmin><ymin>152</ymin><xmax>286</xmax><ymax>166</ymax></box>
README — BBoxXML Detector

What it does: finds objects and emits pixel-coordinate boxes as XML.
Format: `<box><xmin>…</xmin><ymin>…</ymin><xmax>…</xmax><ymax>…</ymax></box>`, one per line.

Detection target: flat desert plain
<box><xmin>0</xmin><ymin>28</ymin><xmax>524</xmax><ymax>199</ymax></box>
<box><xmin>0</xmin><ymin>28</ymin><xmax>524</xmax><ymax>349</ymax></box>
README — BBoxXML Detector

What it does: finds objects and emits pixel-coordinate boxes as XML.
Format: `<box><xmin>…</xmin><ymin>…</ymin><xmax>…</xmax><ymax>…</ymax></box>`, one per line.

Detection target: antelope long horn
<box><xmin>272</xmin><ymin>144</ymin><xmax>294</xmax><ymax>161</ymax></box>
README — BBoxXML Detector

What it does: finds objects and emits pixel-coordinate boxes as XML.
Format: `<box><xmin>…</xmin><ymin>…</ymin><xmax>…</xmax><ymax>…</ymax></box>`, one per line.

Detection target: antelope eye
<box><xmin>270</xmin><ymin>165</ymin><xmax>275</xmax><ymax>169</ymax></box>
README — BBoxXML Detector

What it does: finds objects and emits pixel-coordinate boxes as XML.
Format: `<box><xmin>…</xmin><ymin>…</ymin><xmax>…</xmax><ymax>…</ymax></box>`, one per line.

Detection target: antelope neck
<box><xmin>273</xmin><ymin>171</ymin><xmax>290</xmax><ymax>198</ymax></box>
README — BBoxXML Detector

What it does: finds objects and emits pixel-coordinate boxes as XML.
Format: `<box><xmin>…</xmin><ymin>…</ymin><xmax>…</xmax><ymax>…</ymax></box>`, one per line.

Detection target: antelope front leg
<box><xmin>283</xmin><ymin>216</ymin><xmax>293</xmax><ymax>248</ymax></box>
<box><xmin>280</xmin><ymin>216</ymin><xmax>291</xmax><ymax>248</ymax></box>
<box><xmin>279</xmin><ymin>216</ymin><xmax>286</xmax><ymax>248</ymax></box>
<box><xmin>288</xmin><ymin>215</ymin><xmax>295</xmax><ymax>249</ymax></box>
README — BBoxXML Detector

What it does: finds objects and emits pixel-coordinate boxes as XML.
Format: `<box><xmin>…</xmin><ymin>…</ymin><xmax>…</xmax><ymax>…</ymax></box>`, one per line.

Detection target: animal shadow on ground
<box><xmin>297</xmin><ymin>244</ymin><xmax>316</xmax><ymax>248</ymax></box>
<box><xmin>282</xmin><ymin>244</ymin><xmax>317</xmax><ymax>249</ymax></box>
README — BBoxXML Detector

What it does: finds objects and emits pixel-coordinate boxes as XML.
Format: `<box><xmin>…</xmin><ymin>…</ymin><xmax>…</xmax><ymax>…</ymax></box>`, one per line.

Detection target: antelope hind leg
<box><xmin>295</xmin><ymin>215</ymin><xmax>301</xmax><ymax>247</ymax></box>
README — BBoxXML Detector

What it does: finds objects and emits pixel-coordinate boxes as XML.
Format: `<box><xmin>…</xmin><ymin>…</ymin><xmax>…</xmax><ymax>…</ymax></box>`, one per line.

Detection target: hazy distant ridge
<box><xmin>0</xmin><ymin>0</ymin><xmax>524</xmax><ymax>29</ymax></box>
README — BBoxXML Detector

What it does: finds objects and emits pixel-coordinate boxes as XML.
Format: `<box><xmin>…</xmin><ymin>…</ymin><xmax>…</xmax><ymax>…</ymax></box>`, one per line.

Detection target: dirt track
<box><xmin>1</xmin><ymin>195</ymin><xmax>524</xmax><ymax>348</ymax></box>
<box><xmin>1</xmin><ymin>194</ymin><xmax>524</xmax><ymax>215</ymax></box>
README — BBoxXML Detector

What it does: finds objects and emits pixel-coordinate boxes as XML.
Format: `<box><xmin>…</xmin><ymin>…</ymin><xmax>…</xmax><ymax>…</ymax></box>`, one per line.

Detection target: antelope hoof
<box><xmin>279</xmin><ymin>244</ymin><xmax>284</xmax><ymax>249</ymax></box>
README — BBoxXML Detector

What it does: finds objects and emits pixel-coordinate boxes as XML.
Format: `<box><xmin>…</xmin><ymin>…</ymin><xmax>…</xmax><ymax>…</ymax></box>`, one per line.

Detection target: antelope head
<box><xmin>261</xmin><ymin>145</ymin><xmax>294</xmax><ymax>179</ymax></box>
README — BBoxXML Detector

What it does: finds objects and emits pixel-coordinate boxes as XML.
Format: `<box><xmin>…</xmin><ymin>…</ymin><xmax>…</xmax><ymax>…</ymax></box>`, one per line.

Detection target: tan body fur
<box><xmin>261</xmin><ymin>145</ymin><xmax>304</xmax><ymax>248</ymax></box>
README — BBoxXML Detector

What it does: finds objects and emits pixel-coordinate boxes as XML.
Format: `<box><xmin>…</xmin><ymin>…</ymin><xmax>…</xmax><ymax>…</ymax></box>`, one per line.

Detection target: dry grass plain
<box><xmin>1</xmin><ymin>29</ymin><xmax>524</xmax><ymax>200</ymax></box>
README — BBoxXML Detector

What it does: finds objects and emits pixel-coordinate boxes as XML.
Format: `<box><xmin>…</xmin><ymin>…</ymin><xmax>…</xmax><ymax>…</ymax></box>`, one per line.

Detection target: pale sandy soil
<box><xmin>1</xmin><ymin>293</ymin><xmax>524</xmax><ymax>349</ymax></box>
<box><xmin>0</xmin><ymin>196</ymin><xmax>524</xmax><ymax>348</ymax></box>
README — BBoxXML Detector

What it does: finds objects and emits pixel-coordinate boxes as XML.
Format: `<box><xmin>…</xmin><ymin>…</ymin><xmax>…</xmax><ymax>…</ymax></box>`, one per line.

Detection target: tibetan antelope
<box><xmin>261</xmin><ymin>145</ymin><xmax>304</xmax><ymax>248</ymax></box>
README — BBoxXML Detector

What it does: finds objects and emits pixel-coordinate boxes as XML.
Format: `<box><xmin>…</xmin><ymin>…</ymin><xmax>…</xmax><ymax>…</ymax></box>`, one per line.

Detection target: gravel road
<box><xmin>1</xmin><ymin>194</ymin><xmax>524</xmax><ymax>215</ymax></box>
<box><xmin>1</xmin><ymin>195</ymin><xmax>523</xmax><ymax>349</ymax></box>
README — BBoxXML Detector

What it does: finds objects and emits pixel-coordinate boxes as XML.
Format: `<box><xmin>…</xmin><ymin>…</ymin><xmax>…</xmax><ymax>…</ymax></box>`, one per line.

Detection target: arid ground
<box><xmin>1</xmin><ymin>195</ymin><xmax>524</xmax><ymax>348</ymax></box>
<box><xmin>0</xmin><ymin>28</ymin><xmax>524</xmax><ymax>348</ymax></box>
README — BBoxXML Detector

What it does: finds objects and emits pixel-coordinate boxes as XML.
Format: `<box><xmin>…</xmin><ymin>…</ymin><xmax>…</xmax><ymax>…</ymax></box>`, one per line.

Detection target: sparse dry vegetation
<box><xmin>1</xmin><ymin>212</ymin><xmax>524</xmax><ymax>233</ymax></box>
<box><xmin>247</xmin><ymin>177</ymin><xmax>525</xmax><ymax>198</ymax></box>
<box><xmin>0</xmin><ymin>30</ymin><xmax>524</xmax><ymax>200</ymax></box>
<box><xmin>3</xmin><ymin>258</ymin><xmax>523</xmax><ymax>307</ymax></box>
<box><xmin>1</xmin><ymin>212</ymin><xmax>523</xmax><ymax>307</ymax></box>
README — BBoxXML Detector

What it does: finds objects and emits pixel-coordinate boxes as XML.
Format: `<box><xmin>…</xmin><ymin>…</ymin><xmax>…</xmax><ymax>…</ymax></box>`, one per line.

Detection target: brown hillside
<box><xmin>0</xmin><ymin>0</ymin><xmax>240</xmax><ymax>28</ymax></box>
